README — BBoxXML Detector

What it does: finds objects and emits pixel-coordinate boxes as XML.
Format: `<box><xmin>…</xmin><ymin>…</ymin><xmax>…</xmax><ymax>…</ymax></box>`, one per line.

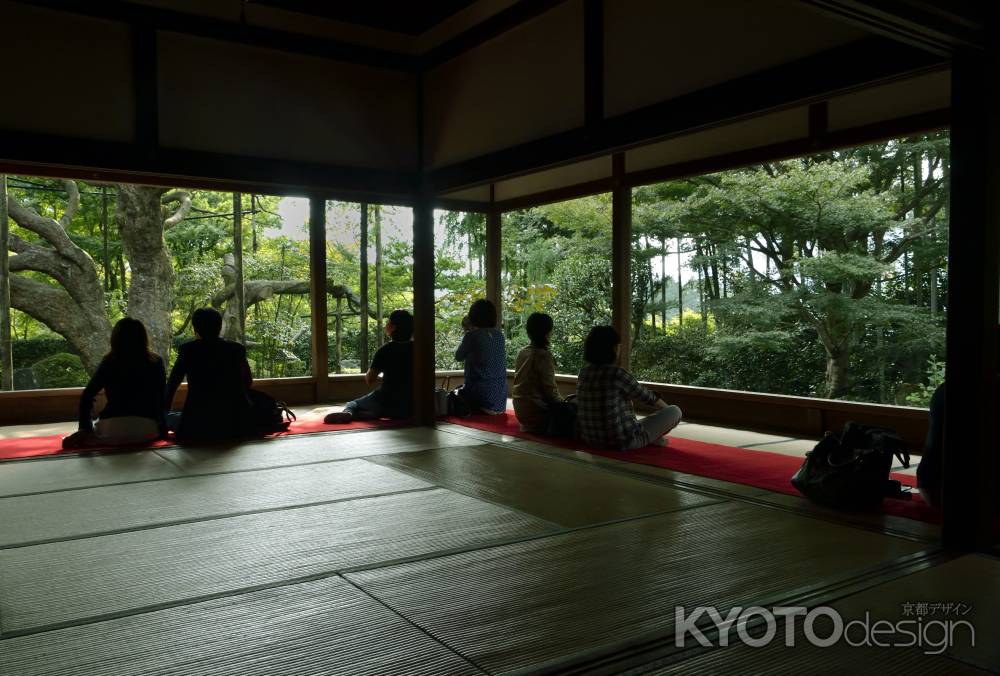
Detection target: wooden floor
<box><xmin>0</xmin><ymin>423</ymin><xmax>995</xmax><ymax>675</ymax></box>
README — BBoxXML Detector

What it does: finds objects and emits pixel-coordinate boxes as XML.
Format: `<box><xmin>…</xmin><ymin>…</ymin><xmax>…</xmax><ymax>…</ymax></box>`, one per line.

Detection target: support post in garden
<box><xmin>359</xmin><ymin>203</ymin><xmax>370</xmax><ymax>371</ymax></box>
<box><xmin>0</xmin><ymin>175</ymin><xmax>12</xmax><ymax>391</ymax></box>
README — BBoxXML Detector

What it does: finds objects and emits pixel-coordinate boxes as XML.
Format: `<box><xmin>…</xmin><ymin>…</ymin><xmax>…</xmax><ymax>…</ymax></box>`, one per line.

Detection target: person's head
<box><xmin>107</xmin><ymin>317</ymin><xmax>157</xmax><ymax>362</ymax></box>
<box><xmin>525</xmin><ymin>312</ymin><xmax>554</xmax><ymax>349</ymax></box>
<box><xmin>584</xmin><ymin>325</ymin><xmax>621</xmax><ymax>365</ymax></box>
<box><xmin>387</xmin><ymin>309</ymin><xmax>413</xmax><ymax>342</ymax></box>
<box><xmin>192</xmin><ymin>307</ymin><xmax>223</xmax><ymax>340</ymax></box>
<box><xmin>468</xmin><ymin>298</ymin><xmax>497</xmax><ymax>329</ymax></box>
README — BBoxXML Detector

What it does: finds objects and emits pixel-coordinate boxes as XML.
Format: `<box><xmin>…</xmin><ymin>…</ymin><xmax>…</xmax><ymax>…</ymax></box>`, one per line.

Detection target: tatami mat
<box><xmin>0</xmin><ymin>575</ymin><xmax>479</xmax><ymax>676</ymax></box>
<box><xmin>368</xmin><ymin>444</ymin><xmax>721</xmax><ymax>527</ymax></box>
<box><xmin>346</xmin><ymin>501</ymin><xmax>925</xmax><ymax>673</ymax></box>
<box><xmin>155</xmin><ymin>427</ymin><xmax>485</xmax><ymax>475</ymax></box>
<box><xmin>0</xmin><ymin>451</ymin><xmax>184</xmax><ymax>497</ymax></box>
<box><xmin>0</xmin><ymin>459</ymin><xmax>429</xmax><ymax>547</ymax></box>
<box><xmin>0</xmin><ymin>488</ymin><xmax>555</xmax><ymax>634</ymax></box>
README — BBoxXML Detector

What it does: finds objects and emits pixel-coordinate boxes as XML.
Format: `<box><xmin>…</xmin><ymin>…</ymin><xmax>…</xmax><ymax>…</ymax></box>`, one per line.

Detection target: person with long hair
<box><xmin>63</xmin><ymin>317</ymin><xmax>166</xmax><ymax>449</ymax></box>
<box><xmin>512</xmin><ymin>312</ymin><xmax>566</xmax><ymax>432</ymax></box>
<box><xmin>453</xmin><ymin>298</ymin><xmax>508</xmax><ymax>414</ymax></box>
<box><xmin>576</xmin><ymin>325</ymin><xmax>682</xmax><ymax>450</ymax></box>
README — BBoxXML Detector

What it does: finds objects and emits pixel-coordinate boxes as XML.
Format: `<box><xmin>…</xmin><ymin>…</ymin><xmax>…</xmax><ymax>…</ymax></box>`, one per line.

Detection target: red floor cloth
<box><xmin>0</xmin><ymin>415</ymin><xmax>409</xmax><ymax>461</ymax></box>
<box><xmin>444</xmin><ymin>411</ymin><xmax>940</xmax><ymax>525</ymax></box>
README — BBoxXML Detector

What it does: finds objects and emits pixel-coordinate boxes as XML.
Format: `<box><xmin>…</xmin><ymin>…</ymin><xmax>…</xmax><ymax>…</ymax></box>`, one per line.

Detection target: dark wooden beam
<box><xmin>13</xmin><ymin>0</ymin><xmax>414</xmax><ymax>71</ymax></box>
<box><xmin>942</xmin><ymin>42</ymin><xmax>999</xmax><ymax>552</ymax></box>
<box><xmin>131</xmin><ymin>21</ymin><xmax>159</xmax><ymax>157</ymax></box>
<box><xmin>420</xmin><ymin>0</ymin><xmax>569</xmax><ymax>70</ymax></box>
<box><xmin>430</xmin><ymin>197</ymin><xmax>491</xmax><ymax>213</ymax></box>
<box><xmin>494</xmin><ymin>176</ymin><xmax>615</xmax><ymax>213</ymax></box>
<box><xmin>583</xmin><ymin>0</ymin><xmax>604</xmax><ymax>129</ymax></box>
<box><xmin>411</xmin><ymin>199</ymin><xmax>436</xmax><ymax>425</ymax></box>
<box><xmin>801</xmin><ymin>0</ymin><xmax>985</xmax><ymax>55</ymax></box>
<box><xmin>611</xmin><ymin>153</ymin><xmax>631</xmax><ymax>370</ymax></box>
<box><xmin>486</xmin><ymin>185</ymin><xmax>502</xmax><ymax>326</ymax></box>
<box><xmin>309</xmin><ymin>195</ymin><xmax>329</xmax><ymax>401</ymax></box>
<box><xmin>426</xmin><ymin>37</ymin><xmax>946</xmax><ymax>193</ymax></box>
<box><xmin>0</xmin><ymin>129</ymin><xmax>419</xmax><ymax>201</ymax></box>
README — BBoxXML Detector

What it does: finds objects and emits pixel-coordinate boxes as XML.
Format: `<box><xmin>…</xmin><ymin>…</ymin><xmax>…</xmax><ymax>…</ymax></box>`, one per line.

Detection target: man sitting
<box><xmin>165</xmin><ymin>307</ymin><xmax>252</xmax><ymax>442</ymax></box>
<box><xmin>325</xmin><ymin>309</ymin><xmax>413</xmax><ymax>423</ymax></box>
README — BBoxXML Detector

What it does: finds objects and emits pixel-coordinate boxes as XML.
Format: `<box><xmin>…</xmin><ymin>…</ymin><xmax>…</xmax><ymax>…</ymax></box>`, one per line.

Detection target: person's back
<box><xmin>166</xmin><ymin>308</ymin><xmax>251</xmax><ymax>442</ymax></box>
<box><xmin>370</xmin><ymin>338</ymin><xmax>413</xmax><ymax>417</ymax></box>
<box><xmin>65</xmin><ymin>318</ymin><xmax>166</xmax><ymax>449</ymax></box>
<box><xmin>512</xmin><ymin>313</ymin><xmax>563</xmax><ymax>432</ymax></box>
<box><xmin>454</xmin><ymin>299</ymin><xmax>507</xmax><ymax>414</ymax></box>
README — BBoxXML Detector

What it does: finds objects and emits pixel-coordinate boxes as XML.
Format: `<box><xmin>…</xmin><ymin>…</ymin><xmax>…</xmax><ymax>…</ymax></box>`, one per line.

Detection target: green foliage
<box><xmin>32</xmin><ymin>353</ymin><xmax>88</xmax><ymax>389</ymax></box>
<box><xmin>905</xmin><ymin>356</ymin><xmax>945</xmax><ymax>407</ymax></box>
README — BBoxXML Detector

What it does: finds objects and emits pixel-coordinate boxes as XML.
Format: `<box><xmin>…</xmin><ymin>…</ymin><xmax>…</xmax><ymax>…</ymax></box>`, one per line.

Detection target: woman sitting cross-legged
<box><xmin>512</xmin><ymin>312</ymin><xmax>568</xmax><ymax>433</ymax></box>
<box><xmin>62</xmin><ymin>317</ymin><xmax>167</xmax><ymax>450</ymax></box>
<box><xmin>575</xmin><ymin>325</ymin><xmax>682</xmax><ymax>450</ymax></box>
<box><xmin>325</xmin><ymin>309</ymin><xmax>414</xmax><ymax>423</ymax></box>
<box><xmin>452</xmin><ymin>298</ymin><xmax>508</xmax><ymax>415</ymax></box>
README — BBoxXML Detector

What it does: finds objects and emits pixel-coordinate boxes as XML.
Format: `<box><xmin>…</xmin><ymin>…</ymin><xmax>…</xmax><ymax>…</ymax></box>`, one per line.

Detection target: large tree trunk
<box><xmin>116</xmin><ymin>185</ymin><xmax>189</xmax><ymax>361</ymax></box>
<box><xmin>6</xmin><ymin>180</ymin><xmax>112</xmax><ymax>372</ymax></box>
<box><xmin>824</xmin><ymin>347</ymin><xmax>851</xmax><ymax>399</ymax></box>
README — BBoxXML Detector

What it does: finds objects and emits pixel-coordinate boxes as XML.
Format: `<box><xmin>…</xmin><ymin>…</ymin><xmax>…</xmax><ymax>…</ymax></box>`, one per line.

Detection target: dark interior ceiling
<box><xmin>250</xmin><ymin>0</ymin><xmax>481</xmax><ymax>35</ymax></box>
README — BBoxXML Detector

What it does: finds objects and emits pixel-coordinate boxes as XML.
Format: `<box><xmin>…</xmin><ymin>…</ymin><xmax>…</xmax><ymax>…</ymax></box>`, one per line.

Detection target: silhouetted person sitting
<box><xmin>453</xmin><ymin>298</ymin><xmax>507</xmax><ymax>415</ymax></box>
<box><xmin>512</xmin><ymin>312</ymin><xmax>567</xmax><ymax>433</ymax></box>
<box><xmin>576</xmin><ymin>326</ymin><xmax>682</xmax><ymax>450</ymax></box>
<box><xmin>165</xmin><ymin>307</ymin><xmax>252</xmax><ymax>443</ymax></box>
<box><xmin>63</xmin><ymin>317</ymin><xmax>166</xmax><ymax>450</ymax></box>
<box><xmin>325</xmin><ymin>309</ymin><xmax>413</xmax><ymax>424</ymax></box>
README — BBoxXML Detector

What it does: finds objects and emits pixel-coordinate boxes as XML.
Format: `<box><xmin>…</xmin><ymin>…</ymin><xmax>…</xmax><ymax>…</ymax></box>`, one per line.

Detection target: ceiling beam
<box><xmin>800</xmin><ymin>0</ymin><xmax>985</xmax><ymax>55</ymax></box>
<box><xmin>12</xmin><ymin>0</ymin><xmax>414</xmax><ymax>71</ymax></box>
<box><xmin>425</xmin><ymin>36</ymin><xmax>947</xmax><ymax>194</ymax></box>
<box><xmin>0</xmin><ymin>129</ymin><xmax>419</xmax><ymax>201</ymax></box>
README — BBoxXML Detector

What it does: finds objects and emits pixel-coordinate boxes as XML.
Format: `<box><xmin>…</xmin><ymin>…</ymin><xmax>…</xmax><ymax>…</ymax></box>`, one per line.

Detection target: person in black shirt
<box><xmin>325</xmin><ymin>309</ymin><xmax>413</xmax><ymax>423</ymax></box>
<box><xmin>165</xmin><ymin>307</ymin><xmax>253</xmax><ymax>443</ymax></box>
<box><xmin>62</xmin><ymin>317</ymin><xmax>166</xmax><ymax>449</ymax></box>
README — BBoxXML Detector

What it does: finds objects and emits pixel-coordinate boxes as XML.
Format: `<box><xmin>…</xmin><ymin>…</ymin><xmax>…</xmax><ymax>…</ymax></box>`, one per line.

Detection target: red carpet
<box><xmin>444</xmin><ymin>411</ymin><xmax>940</xmax><ymax>525</ymax></box>
<box><xmin>0</xmin><ymin>415</ymin><xmax>409</xmax><ymax>461</ymax></box>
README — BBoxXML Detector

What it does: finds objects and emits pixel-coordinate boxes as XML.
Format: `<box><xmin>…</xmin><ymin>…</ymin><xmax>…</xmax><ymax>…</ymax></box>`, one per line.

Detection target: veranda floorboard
<box><xmin>0</xmin><ymin>451</ymin><xmax>184</xmax><ymax>497</ymax></box>
<box><xmin>346</xmin><ymin>501</ymin><xmax>926</xmax><ymax>673</ymax></box>
<box><xmin>0</xmin><ymin>575</ymin><xmax>480</xmax><ymax>676</ymax></box>
<box><xmin>155</xmin><ymin>427</ymin><xmax>485</xmax><ymax>475</ymax></box>
<box><xmin>0</xmin><ymin>459</ymin><xmax>429</xmax><ymax>547</ymax></box>
<box><xmin>367</xmin><ymin>444</ymin><xmax>721</xmax><ymax>527</ymax></box>
<box><xmin>0</xmin><ymin>488</ymin><xmax>555</xmax><ymax>634</ymax></box>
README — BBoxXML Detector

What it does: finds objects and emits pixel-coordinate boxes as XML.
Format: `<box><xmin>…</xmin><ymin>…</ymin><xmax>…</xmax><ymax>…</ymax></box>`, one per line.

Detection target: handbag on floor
<box><xmin>246</xmin><ymin>389</ymin><xmax>296</xmax><ymax>435</ymax></box>
<box><xmin>791</xmin><ymin>422</ymin><xmax>909</xmax><ymax>511</ymax></box>
<box><xmin>433</xmin><ymin>388</ymin><xmax>450</xmax><ymax>417</ymax></box>
<box><xmin>545</xmin><ymin>400</ymin><xmax>578</xmax><ymax>438</ymax></box>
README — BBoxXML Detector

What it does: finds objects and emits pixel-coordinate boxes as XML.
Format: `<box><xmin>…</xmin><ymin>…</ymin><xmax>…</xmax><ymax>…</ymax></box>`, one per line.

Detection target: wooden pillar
<box><xmin>232</xmin><ymin>192</ymin><xmax>245</xmax><ymax>343</ymax></box>
<box><xmin>375</xmin><ymin>206</ymin><xmax>384</xmax><ymax>348</ymax></box>
<box><xmin>412</xmin><ymin>199</ymin><xmax>436</xmax><ymax>425</ymax></box>
<box><xmin>334</xmin><ymin>297</ymin><xmax>343</xmax><ymax>374</ymax></box>
<box><xmin>0</xmin><ymin>175</ymin><xmax>12</xmax><ymax>391</ymax></box>
<box><xmin>611</xmin><ymin>153</ymin><xmax>631</xmax><ymax>369</ymax></box>
<box><xmin>486</xmin><ymin>185</ymin><xmax>502</xmax><ymax>327</ymax></box>
<box><xmin>309</xmin><ymin>196</ymin><xmax>329</xmax><ymax>401</ymax></box>
<box><xmin>359</xmin><ymin>203</ymin><xmax>370</xmax><ymax>371</ymax></box>
<box><xmin>943</xmin><ymin>39</ymin><xmax>1000</xmax><ymax>551</ymax></box>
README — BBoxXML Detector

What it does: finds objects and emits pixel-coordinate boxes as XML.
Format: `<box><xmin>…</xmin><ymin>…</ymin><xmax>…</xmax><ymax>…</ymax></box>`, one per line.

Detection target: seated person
<box><xmin>63</xmin><ymin>318</ymin><xmax>166</xmax><ymax>449</ymax></box>
<box><xmin>165</xmin><ymin>307</ymin><xmax>252</xmax><ymax>443</ymax></box>
<box><xmin>453</xmin><ymin>299</ymin><xmax>508</xmax><ymax>414</ymax></box>
<box><xmin>576</xmin><ymin>325</ymin><xmax>682</xmax><ymax>450</ymax></box>
<box><xmin>512</xmin><ymin>312</ymin><xmax>566</xmax><ymax>433</ymax></box>
<box><xmin>325</xmin><ymin>309</ymin><xmax>414</xmax><ymax>423</ymax></box>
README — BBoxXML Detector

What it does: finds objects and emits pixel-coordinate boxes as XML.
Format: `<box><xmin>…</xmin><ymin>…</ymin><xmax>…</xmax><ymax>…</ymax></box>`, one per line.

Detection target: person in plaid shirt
<box><xmin>576</xmin><ymin>326</ymin><xmax>682</xmax><ymax>450</ymax></box>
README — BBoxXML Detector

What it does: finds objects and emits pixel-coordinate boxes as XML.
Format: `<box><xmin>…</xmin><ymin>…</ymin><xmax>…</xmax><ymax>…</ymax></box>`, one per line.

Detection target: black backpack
<box><xmin>246</xmin><ymin>389</ymin><xmax>296</xmax><ymax>436</ymax></box>
<box><xmin>791</xmin><ymin>422</ymin><xmax>910</xmax><ymax>511</ymax></box>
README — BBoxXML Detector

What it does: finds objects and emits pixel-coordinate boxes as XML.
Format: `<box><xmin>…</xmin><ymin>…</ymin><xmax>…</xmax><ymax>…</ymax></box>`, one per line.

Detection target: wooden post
<box><xmin>486</xmin><ymin>185</ymin><xmax>502</xmax><ymax>327</ymax></box>
<box><xmin>101</xmin><ymin>186</ymin><xmax>110</xmax><ymax>291</ymax></box>
<box><xmin>412</xmin><ymin>199</ymin><xmax>436</xmax><ymax>425</ymax></box>
<box><xmin>943</xmin><ymin>40</ymin><xmax>1000</xmax><ymax>551</ymax></box>
<box><xmin>661</xmin><ymin>239</ymin><xmax>667</xmax><ymax>328</ymax></box>
<box><xmin>676</xmin><ymin>237</ymin><xmax>684</xmax><ymax>326</ymax></box>
<box><xmin>374</xmin><ymin>205</ymin><xmax>384</xmax><ymax>348</ymax></box>
<box><xmin>309</xmin><ymin>196</ymin><xmax>329</xmax><ymax>401</ymax></box>
<box><xmin>232</xmin><ymin>192</ymin><xmax>245</xmax><ymax>343</ymax></box>
<box><xmin>359</xmin><ymin>203</ymin><xmax>370</xmax><ymax>371</ymax></box>
<box><xmin>0</xmin><ymin>175</ymin><xmax>12</xmax><ymax>391</ymax></box>
<box><xmin>335</xmin><ymin>296</ymin><xmax>343</xmax><ymax>374</ymax></box>
<box><xmin>611</xmin><ymin>153</ymin><xmax>631</xmax><ymax>369</ymax></box>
